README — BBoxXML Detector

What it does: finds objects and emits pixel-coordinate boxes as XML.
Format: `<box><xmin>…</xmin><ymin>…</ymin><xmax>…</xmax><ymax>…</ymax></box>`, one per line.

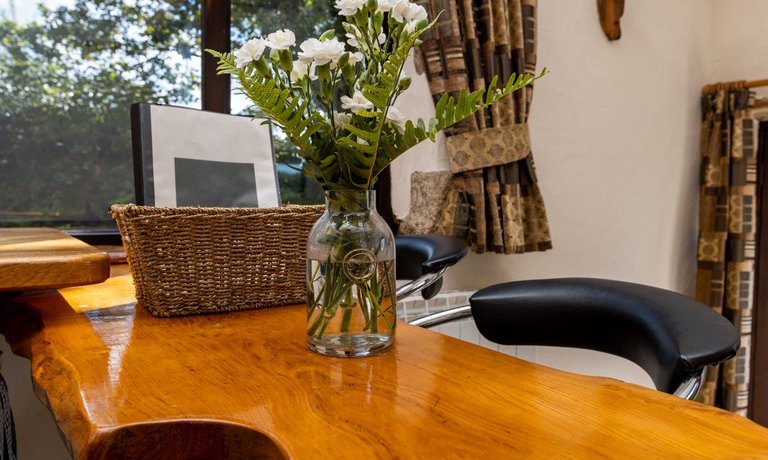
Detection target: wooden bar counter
<box><xmin>2</xmin><ymin>267</ymin><xmax>768</xmax><ymax>459</ymax></box>
<box><xmin>0</xmin><ymin>228</ymin><xmax>110</xmax><ymax>291</ymax></box>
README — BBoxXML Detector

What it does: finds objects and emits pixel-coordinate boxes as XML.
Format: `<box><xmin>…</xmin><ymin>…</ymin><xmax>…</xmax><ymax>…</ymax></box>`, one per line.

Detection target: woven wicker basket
<box><xmin>111</xmin><ymin>204</ymin><xmax>324</xmax><ymax>317</ymax></box>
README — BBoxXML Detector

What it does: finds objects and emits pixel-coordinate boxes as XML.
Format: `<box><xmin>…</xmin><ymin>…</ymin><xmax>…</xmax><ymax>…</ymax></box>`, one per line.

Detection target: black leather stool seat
<box><xmin>395</xmin><ymin>236</ymin><xmax>468</xmax><ymax>300</ymax></box>
<box><xmin>470</xmin><ymin>278</ymin><xmax>740</xmax><ymax>395</ymax></box>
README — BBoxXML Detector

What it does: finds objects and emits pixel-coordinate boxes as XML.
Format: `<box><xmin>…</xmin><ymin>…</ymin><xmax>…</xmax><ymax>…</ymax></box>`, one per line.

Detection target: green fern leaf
<box><xmin>343</xmin><ymin>124</ymin><xmax>378</xmax><ymax>144</ymax></box>
<box><xmin>354</xmin><ymin>110</ymin><xmax>382</xmax><ymax>119</ymax></box>
<box><xmin>337</xmin><ymin>137</ymin><xmax>377</xmax><ymax>156</ymax></box>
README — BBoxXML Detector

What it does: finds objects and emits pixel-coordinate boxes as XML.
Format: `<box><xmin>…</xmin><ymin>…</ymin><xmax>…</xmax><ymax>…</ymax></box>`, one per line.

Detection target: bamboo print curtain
<box><xmin>415</xmin><ymin>0</ymin><xmax>551</xmax><ymax>254</ymax></box>
<box><xmin>695</xmin><ymin>89</ymin><xmax>757</xmax><ymax>415</ymax></box>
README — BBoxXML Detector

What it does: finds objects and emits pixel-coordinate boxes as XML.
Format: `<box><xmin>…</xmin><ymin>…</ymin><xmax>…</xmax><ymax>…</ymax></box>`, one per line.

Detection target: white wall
<box><xmin>393</xmin><ymin>0</ymin><xmax>768</xmax><ymax>389</ymax></box>
<box><xmin>712</xmin><ymin>0</ymin><xmax>768</xmax><ymax>100</ymax></box>
<box><xmin>395</xmin><ymin>0</ymin><xmax>722</xmax><ymax>294</ymax></box>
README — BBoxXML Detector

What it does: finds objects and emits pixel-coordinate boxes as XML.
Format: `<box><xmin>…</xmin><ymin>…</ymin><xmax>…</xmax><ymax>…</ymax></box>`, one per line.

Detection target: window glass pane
<box><xmin>231</xmin><ymin>0</ymin><xmax>341</xmax><ymax>204</ymax></box>
<box><xmin>0</xmin><ymin>0</ymin><xmax>201</xmax><ymax>229</ymax></box>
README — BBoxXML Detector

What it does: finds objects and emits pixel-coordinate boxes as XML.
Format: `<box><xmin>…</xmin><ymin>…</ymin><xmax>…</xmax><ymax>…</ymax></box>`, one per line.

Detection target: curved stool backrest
<box><xmin>468</xmin><ymin>278</ymin><xmax>740</xmax><ymax>396</ymax></box>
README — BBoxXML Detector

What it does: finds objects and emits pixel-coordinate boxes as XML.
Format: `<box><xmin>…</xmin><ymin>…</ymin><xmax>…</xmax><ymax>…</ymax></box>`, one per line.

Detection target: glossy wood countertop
<box><xmin>0</xmin><ymin>228</ymin><xmax>110</xmax><ymax>291</ymax></box>
<box><xmin>2</xmin><ymin>266</ymin><xmax>768</xmax><ymax>459</ymax></box>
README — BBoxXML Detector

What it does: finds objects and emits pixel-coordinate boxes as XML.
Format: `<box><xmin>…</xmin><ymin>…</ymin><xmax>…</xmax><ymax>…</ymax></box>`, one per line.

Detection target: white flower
<box><xmin>266</xmin><ymin>29</ymin><xmax>296</xmax><ymax>50</ymax></box>
<box><xmin>334</xmin><ymin>112</ymin><xmax>352</xmax><ymax>129</ymax></box>
<box><xmin>408</xmin><ymin>3</ymin><xmax>428</xmax><ymax>22</ymax></box>
<box><xmin>335</xmin><ymin>0</ymin><xmax>366</xmax><ymax>16</ymax></box>
<box><xmin>404</xmin><ymin>20</ymin><xmax>418</xmax><ymax>33</ymax></box>
<box><xmin>390</xmin><ymin>0</ymin><xmax>411</xmax><ymax>22</ymax></box>
<box><xmin>234</xmin><ymin>38</ymin><xmax>267</xmax><ymax>68</ymax></box>
<box><xmin>348</xmin><ymin>52</ymin><xmax>364</xmax><ymax>66</ymax></box>
<box><xmin>298</xmin><ymin>37</ymin><xmax>346</xmax><ymax>66</ymax></box>
<box><xmin>391</xmin><ymin>0</ymin><xmax>427</xmax><ymax>23</ymax></box>
<box><xmin>298</xmin><ymin>38</ymin><xmax>321</xmax><ymax>62</ymax></box>
<box><xmin>378</xmin><ymin>32</ymin><xmax>386</xmax><ymax>45</ymax></box>
<box><xmin>346</xmin><ymin>32</ymin><xmax>360</xmax><ymax>48</ymax></box>
<box><xmin>340</xmin><ymin>90</ymin><xmax>374</xmax><ymax>114</ymax></box>
<box><xmin>357</xmin><ymin>137</ymin><xmax>369</xmax><ymax>146</ymax></box>
<box><xmin>290</xmin><ymin>60</ymin><xmax>317</xmax><ymax>81</ymax></box>
<box><xmin>377</xmin><ymin>0</ymin><xmax>397</xmax><ymax>12</ymax></box>
<box><xmin>386</xmin><ymin>107</ymin><xmax>407</xmax><ymax>132</ymax></box>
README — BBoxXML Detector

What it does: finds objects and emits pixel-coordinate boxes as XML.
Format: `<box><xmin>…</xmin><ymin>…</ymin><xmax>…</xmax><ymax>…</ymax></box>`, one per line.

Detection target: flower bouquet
<box><xmin>207</xmin><ymin>0</ymin><xmax>544</xmax><ymax>356</ymax></box>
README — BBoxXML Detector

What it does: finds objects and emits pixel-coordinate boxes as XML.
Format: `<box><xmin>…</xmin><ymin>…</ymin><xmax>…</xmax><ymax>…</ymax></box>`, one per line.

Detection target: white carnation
<box><xmin>340</xmin><ymin>90</ymin><xmax>374</xmax><ymax>114</ymax></box>
<box><xmin>266</xmin><ymin>29</ymin><xmax>296</xmax><ymax>50</ymax></box>
<box><xmin>377</xmin><ymin>0</ymin><xmax>397</xmax><ymax>12</ymax></box>
<box><xmin>298</xmin><ymin>38</ymin><xmax>346</xmax><ymax>66</ymax></box>
<box><xmin>290</xmin><ymin>60</ymin><xmax>317</xmax><ymax>81</ymax></box>
<box><xmin>234</xmin><ymin>38</ymin><xmax>267</xmax><ymax>68</ymax></box>
<box><xmin>390</xmin><ymin>0</ymin><xmax>410</xmax><ymax>22</ymax></box>
<box><xmin>335</xmin><ymin>0</ymin><xmax>367</xmax><ymax>16</ymax></box>
<box><xmin>334</xmin><ymin>112</ymin><xmax>352</xmax><ymax>129</ymax></box>
<box><xmin>408</xmin><ymin>3</ymin><xmax>428</xmax><ymax>22</ymax></box>
<box><xmin>346</xmin><ymin>32</ymin><xmax>360</xmax><ymax>48</ymax></box>
<box><xmin>348</xmin><ymin>52</ymin><xmax>364</xmax><ymax>66</ymax></box>
<box><xmin>391</xmin><ymin>0</ymin><xmax>427</xmax><ymax>23</ymax></box>
<box><xmin>386</xmin><ymin>107</ymin><xmax>407</xmax><ymax>132</ymax></box>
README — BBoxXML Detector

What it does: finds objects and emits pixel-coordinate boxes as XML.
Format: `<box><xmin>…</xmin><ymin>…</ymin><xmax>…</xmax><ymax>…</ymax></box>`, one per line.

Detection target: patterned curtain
<box><xmin>695</xmin><ymin>89</ymin><xmax>757</xmax><ymax>415</ymax></box>
<box><xmin>414</xmin><ymin>0</ymin><xmax>551</xmax><ymax>254</ymax></box>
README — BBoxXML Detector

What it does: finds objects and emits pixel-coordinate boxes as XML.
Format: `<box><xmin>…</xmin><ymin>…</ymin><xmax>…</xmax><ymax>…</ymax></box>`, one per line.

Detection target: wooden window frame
<box><xmin>202</xmin><ymin>0</ymin><xmax>231</xmax><ymax>114</ymax></box>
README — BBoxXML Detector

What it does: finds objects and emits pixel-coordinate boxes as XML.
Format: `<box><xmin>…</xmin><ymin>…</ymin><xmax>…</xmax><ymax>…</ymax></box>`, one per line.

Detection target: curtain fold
<box><xmin>695</xmin><ymin>89</ymin><xmax>757</xmax><ymax>415</ymax></box>
<box><xmin>416</xmin><ymin>0</ymin><xmax>551</xmax><ymax>254</ymax></box>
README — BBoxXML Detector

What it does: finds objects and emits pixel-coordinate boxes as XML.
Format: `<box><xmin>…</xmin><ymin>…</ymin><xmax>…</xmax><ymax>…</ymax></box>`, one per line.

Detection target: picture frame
<box><xmin>130</xmin><ymin>103</ymin><xmax>280</xmax><ymax>208</ymax></box>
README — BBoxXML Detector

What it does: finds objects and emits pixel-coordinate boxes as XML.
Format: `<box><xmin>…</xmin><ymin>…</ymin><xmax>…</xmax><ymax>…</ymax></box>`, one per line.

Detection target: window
<box><xmin>1</xmin><ymin>0</ymin><xmax>392</xmax><ymax>235</ymax></box>
<box><xmin>0</xmin><ymin>0</ymin><xmax>201</xmax><ymax>230</ymax></box>
<box><xmin>230</xmin><ymin>0</ymin><xmax>341</xmax><ymax>204</ymax></box>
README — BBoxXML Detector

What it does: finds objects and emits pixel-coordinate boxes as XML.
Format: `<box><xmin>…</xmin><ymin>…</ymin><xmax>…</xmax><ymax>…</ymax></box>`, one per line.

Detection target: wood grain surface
<box><xmin>0</xmin><ymin>228</ymin><xmax>110</xmax><ymax>291</ymax></box>
<box><xmin>2</xmin><ymin>268</ymin><xmax>768</xmax><ymax>459</ymax></box>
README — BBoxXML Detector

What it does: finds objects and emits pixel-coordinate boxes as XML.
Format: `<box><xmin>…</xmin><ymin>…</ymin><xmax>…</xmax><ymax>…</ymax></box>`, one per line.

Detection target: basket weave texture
<box><xmin>111</xmin><ymin>204</ymin><xmax>324</xmax><ymax>317</ymax></box>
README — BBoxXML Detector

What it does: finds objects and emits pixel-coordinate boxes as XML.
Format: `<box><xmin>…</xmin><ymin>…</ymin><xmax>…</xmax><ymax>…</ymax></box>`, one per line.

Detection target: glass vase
<box><xmin>306</xmin><ymin>190</ymin><xmax>396</xmax><ymax>357</ymax></box>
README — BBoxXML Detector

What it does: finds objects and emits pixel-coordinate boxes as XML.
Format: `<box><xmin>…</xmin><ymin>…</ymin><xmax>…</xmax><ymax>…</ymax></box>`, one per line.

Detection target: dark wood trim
<box><xmin>67</xmin><ymin>230</ymin><xmax>122</xmax><ymax>246</ymax></box>
<box><xmin>597</xmin><ymin>0</ymin><xmax>625</xmax><ymax>41</ymax></box>
<box><xmin>376</xmin><ymin>167</ymin><xmax>399</xmax><ymax>235</ymax></box>
<box><xmin>202</xmin><ymin>0</ymin><xmax>231</xmax><ymax>113</ymax></box>
<box><xmin>751</xmin><ymin>120</ymin><xmax>768</xmax><ymax>425</ymax></box>
<box><xmin>130</xmin><ymin>103</ymin><xmax>155</xmax><ymax>206</ymax></box>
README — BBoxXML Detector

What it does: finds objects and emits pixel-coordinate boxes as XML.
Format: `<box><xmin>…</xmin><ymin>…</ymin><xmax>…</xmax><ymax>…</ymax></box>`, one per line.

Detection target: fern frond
<box><xmin>342</xmin><ymin>124</ymin><xmax>378</xmax><ymax>144</ymax></box>
<box><xmin>386</xmin><ymin>68</ymin><xmax>547</xmax><ymax>163</ymax></box>
<box><xmin>353</xmin><ymin>16</ymin><xmax>441</xmax><ymax>188</ymax></box>
<box><xmin>354</xmin><ymin>109</ymin><xmax>382</xmax><ymax>120</ymax></box>
<box><xmin>337</xmin><ymin>137</ymin><xmax>376</xmax><ymax>155</ymax></box>
<box><xmin>212</xmin><ymin>52</ymin><xmax>335</xmax><ymax>185</ymax></box>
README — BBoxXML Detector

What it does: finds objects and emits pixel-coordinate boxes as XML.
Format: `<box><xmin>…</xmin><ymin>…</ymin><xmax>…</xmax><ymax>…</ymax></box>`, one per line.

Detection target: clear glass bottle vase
<box><xmin>306</xmin><ymin>190</ymin><xmax>396</xmax><ymax>357</ymax></box>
